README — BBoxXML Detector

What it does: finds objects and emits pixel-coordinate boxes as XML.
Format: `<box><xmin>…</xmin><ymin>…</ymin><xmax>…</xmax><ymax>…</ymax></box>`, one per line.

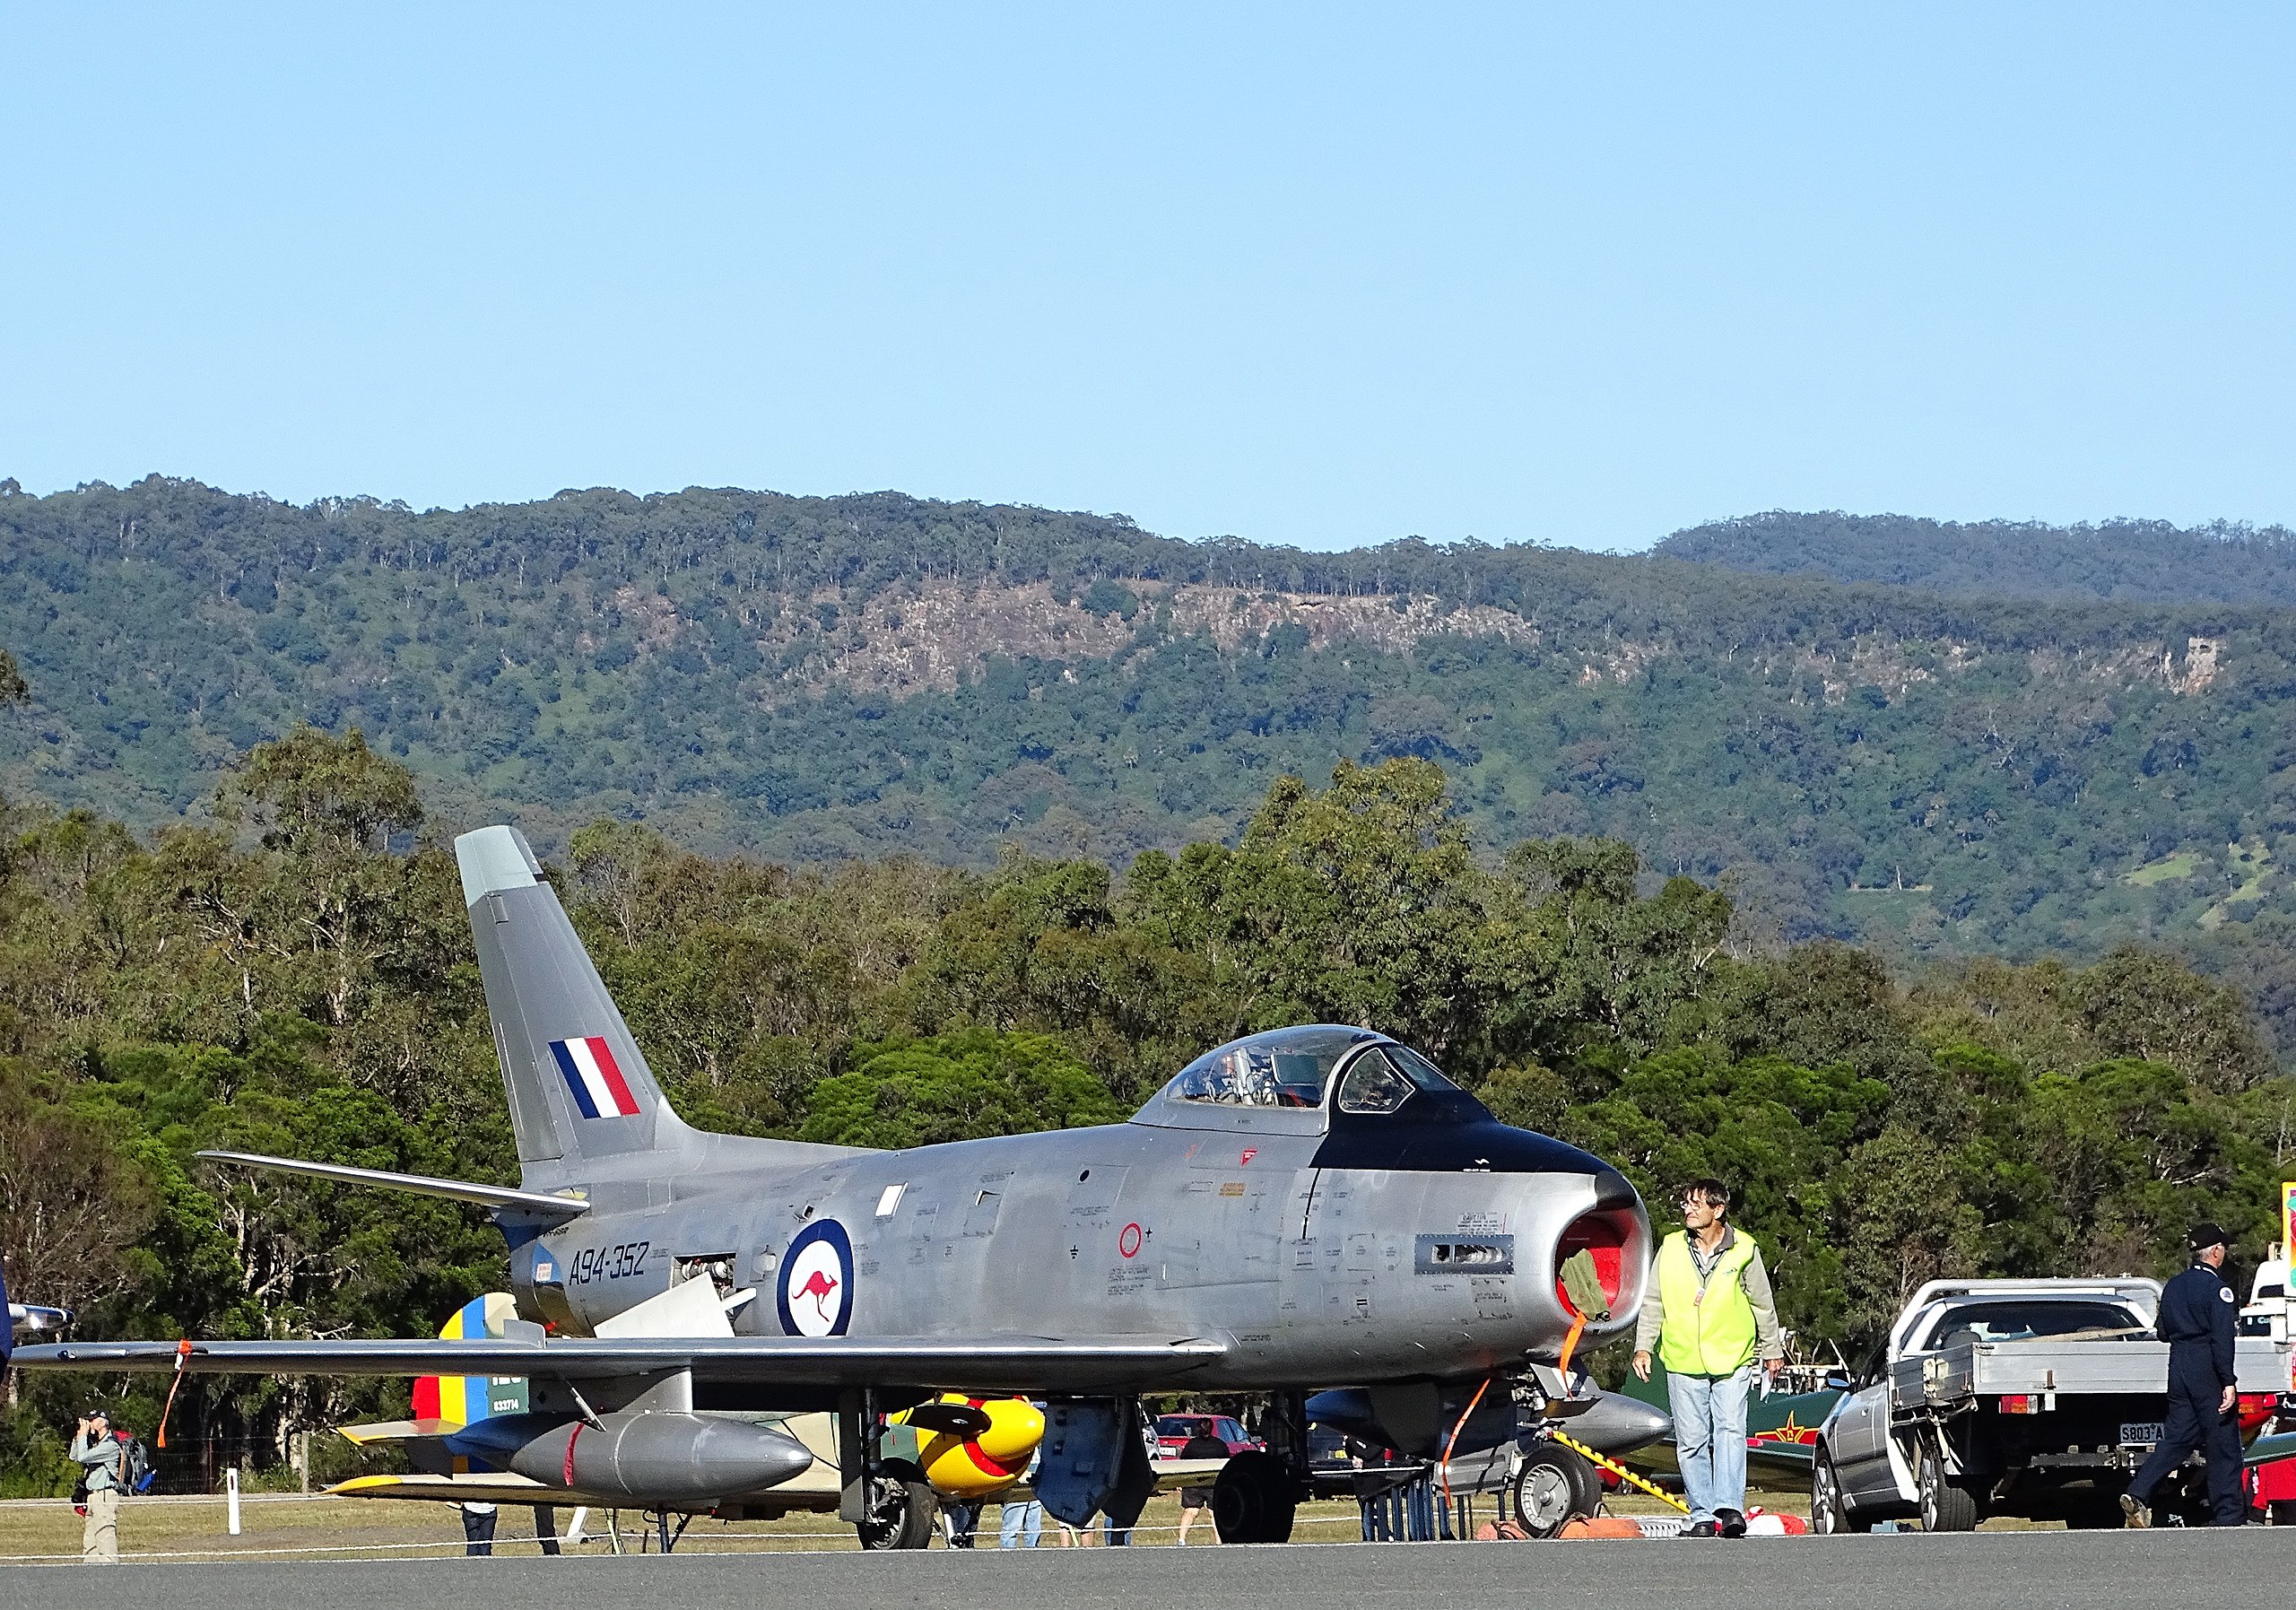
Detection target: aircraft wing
<box><xmin>329</xmin><ymin>1471</ymin><xmax>845</xmax><ymax>1515</ymax></box>
<box><xmin>13</xmin><ymin>1334</ymin><xmax>1224</xmax><ymax>1394</ymax></box>
<box><xmin>1147</xmin><ymin>1457</ymin><xmax>1229</xmax><ymax>1493</ymax></box>
<box><xmin>335</xmin><ymin>1471</ymin><xmax>617</xmax><ymax>1507</ymax></box>
<box><xmin>324</xmin><ymin>1466</ymin><xmax>1236</xmax><ymax>1510</ymax></box>
<box><xmin>1744</xmin><ymin>1437</ymin><xmax>1817</xmax><ymax>1480</ymax></box>
<box><xmin>2247</xmin><ymin>1430</ymin><xmax>2296</xmax><ymax>1467</ymax></box>
<box><xmin>1622</xmin><ymin>1432</ymin><xmax>1819</xmax><ymax>1484</ymax></box>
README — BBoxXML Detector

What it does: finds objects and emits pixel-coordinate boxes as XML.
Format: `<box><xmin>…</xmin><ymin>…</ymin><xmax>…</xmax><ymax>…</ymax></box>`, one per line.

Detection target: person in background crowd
<box><xmin>68</xmin><ymin>1408</ymin><xmax>127</xmax><ymax>1563</ymax></box>
<box><xmin>1176</xmin><ymin>1420</ymin><xmax>1229</xmax><ymax>1545</ymax></box>
<box><xmin>1631</xmin><ymin>1179</ymin><xmax>1785</xmax><ymax>1539</ymax></box>
<box><xmin>999</xmin><ymin>1446</ymin><xmax>1045</xmax><ymax>1548</ymax></box>
<box><xmin>460</xmin><ymin>1499</ymin><xmax>498</xmax><ymax>1555</ymax></box>
<box><xmin>532</xmin><ymin>1502</ymin><xmax>561</xmax><ymax>1555</ymax></box>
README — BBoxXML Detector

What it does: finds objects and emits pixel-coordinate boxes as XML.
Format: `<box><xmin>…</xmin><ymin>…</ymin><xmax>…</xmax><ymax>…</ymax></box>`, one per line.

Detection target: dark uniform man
<box><xmin>2122</xmin><ymin>1222</ymin><xmax>2245</xmax><ymax>1527</ymax></box>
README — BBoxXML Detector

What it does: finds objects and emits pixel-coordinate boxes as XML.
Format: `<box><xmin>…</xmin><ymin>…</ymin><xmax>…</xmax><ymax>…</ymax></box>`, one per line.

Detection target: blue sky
<box><xmin>4</xmin><ymin>4</ymin><xmax>2290</xmax><ymax>552</ymax></box>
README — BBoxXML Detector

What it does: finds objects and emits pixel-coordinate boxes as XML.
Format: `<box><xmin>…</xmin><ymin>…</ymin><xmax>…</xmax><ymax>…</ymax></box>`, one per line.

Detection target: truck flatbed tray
<box><xmin>1892</xmin><ymin>1335</ymin><xmax>2286</xmax><ymax>1408</ymax></box>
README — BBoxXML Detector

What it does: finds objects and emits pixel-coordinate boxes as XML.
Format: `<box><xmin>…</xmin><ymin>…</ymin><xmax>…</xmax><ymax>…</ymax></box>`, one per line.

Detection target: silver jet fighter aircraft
<box><xmin>21</xmin><ymin>826</ymin><xmax>1650</xmax><ymax>1545</ymax></box>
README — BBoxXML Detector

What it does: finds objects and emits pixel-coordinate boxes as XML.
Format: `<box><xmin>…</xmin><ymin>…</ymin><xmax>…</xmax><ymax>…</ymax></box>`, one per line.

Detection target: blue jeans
<box><xmin>998</xmin><ymin>1500</ymin><xmax>1043</xmax><ymax>1548</ymax></box>
<box><xmin>1668</xmin><ymin>1364</ymin><xmax>1754</xmax><ymax>1523</ymax></box>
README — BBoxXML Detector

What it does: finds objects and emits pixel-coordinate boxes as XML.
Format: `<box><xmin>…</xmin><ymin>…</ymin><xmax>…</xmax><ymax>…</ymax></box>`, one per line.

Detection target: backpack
<box><xmin>93</xmin><ymin>1431</ymin><xmax>152</xmax><ymax>1495</ymax></box>
<box><xmin>116</xmin><ymin>1432</ymin><xmax>153</xmax><ymax>1495</ymax></box>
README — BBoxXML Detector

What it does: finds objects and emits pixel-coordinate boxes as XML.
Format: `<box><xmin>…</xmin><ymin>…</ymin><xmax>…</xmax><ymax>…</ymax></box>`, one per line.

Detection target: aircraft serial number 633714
<box><xmin>19</xmin><ymin>826</ymin><xmax>1650</xmax><ymax>1546</ymax></box>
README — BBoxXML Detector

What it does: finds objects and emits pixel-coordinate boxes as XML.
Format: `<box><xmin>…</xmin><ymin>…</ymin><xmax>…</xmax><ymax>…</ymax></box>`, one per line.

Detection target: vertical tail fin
<box><xmin>456</xmin><ymin>825</ymin><xmax>693</xmax><ymax>1175</ymax></box>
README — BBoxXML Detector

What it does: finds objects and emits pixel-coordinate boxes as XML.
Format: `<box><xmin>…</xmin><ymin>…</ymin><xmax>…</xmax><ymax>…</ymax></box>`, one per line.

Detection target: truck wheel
<box><xmin>1812</xmin><ymin>1451</ymin><xmax>1871</xmax><ymax>1535</ymax></box>
<box><xmin>855</xmin><ymin>1459</ymin><xmax>937</xmax><ymax>1550</ymax></box>
<box><xmin>1212</xmin><ymin>1450</ymin><xmax>1297</xmax><ymax>1544</ymax></box>
<box><xmin>1511</xmin><ymin>1442</ymin><xmax>1597</xmax><ymax>1539</ymax></box>
<box><xmin>1918</xmin><ymin>1451</ymin><xmax>1979</xmax><ymax>1533</ymax></box>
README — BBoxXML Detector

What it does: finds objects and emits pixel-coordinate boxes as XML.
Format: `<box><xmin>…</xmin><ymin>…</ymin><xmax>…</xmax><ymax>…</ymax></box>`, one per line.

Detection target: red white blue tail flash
<box><xmin>550</xmin><ymin>1036</ymin><xmax>640</xmax><ymax>1118</ymax></box>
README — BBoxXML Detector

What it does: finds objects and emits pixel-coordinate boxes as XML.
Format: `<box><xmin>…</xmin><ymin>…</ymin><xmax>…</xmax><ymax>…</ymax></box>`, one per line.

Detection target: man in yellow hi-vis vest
<box><xmin>1631</xmin><ymin>1179</ymin><xmax>1784</xmax><ymax>1537</ymax></box>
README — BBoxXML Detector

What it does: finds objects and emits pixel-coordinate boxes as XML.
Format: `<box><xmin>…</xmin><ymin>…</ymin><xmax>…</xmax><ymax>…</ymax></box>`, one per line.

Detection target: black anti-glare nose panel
<box><xmin>1310</xmin><ymin>1090</ymin><xmax>1613</xmax><ymax>1175</ymax></box>
<box><xmin>1592</xmin><ymin>1167</ymin><xmax>1638</xmax><ymax>1213</ymax></box>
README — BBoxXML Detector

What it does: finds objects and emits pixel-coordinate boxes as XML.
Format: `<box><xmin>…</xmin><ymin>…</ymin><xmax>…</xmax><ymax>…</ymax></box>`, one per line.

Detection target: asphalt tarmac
<box><xmin>4</xmin><ymin>1529</ymin><xmax>2291</xmax><ymax>1608</ymax></box>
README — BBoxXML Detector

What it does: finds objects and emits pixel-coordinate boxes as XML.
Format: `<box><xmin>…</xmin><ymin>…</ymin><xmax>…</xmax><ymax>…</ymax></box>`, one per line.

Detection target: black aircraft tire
<box><xmin>1213</xmin><ymin>1451</ymin><xmax>1296</xmax><ymax>1544</ymax></box>
<box><xmin>1530</xmin><ymin>1438</ymin><xmax>1602</xmax><ymax>1519</ymax></box>
<box><xmin>856</xmin><ymin>1460</ymin><xmax>938</xmax><ymax>1551</ymax></box>
<box><xmin>1561</xmin><ymin>1445</ymin><xmax>1602</xmax><ymax>1519</ymax></box>
<box><xmin>1512</xmin><ymin>1442</ymin><xmax>1597</xmax><ymax>1539</ymax></box>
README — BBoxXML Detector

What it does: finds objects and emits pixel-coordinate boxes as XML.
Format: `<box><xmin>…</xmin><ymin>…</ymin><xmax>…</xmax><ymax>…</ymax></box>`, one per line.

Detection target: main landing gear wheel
<box><xmin>1811</xmin><ymin>1451</ymin><xmax>1871</xmax><ymax>1535</ymax></box>
<box><xmin>1212</xmin><ymin>1450</ymin><xmax>1298</xmax><ymax>1544</ymax></box>
<box><xmin>855</xmin><ymin>1458</ymin><xmax>937</xmax><ymax>1550</ymax></box>
<box><xmin>1917</xmin><ymin>1450</ymin><xmax>1979</xmax><ymax>1533</ymax></box>
<box><xmin>1511</xmin><ymin>1441</ymin><xmax>1598</xmax><ymax>1539</ymax></box>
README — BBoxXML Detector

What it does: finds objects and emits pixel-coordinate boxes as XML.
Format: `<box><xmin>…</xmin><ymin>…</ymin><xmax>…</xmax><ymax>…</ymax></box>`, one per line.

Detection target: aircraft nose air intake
<box><xmin>1552</xmin><ymin>1168</ymin><xmax>1649</xmax><ymax>1329</ymax></box>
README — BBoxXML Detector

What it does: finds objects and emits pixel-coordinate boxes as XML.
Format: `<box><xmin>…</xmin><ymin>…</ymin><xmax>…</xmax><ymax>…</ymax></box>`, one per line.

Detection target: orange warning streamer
<box><xmin>1438</xmin><ymin>1375</ymin><xmax>1492</xmax><ymax>1508</ymax></box>
<box><xmin>155</xmin><ymin>1339</ymin><xmax>193</xmax><ymax>1450</ymax></box>
<box><xmin>1556</xmin><ymin>1313</ymin><xmax>1587</xmax><ymax>1377</ymax></box>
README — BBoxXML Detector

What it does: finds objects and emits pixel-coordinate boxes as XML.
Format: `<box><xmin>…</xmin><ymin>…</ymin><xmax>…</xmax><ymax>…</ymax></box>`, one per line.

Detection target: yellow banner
<box><xmin>2284</xmin><ymin>1181</ymin><xmax>2296</xmax><ymax>1278</ymax></box>
<box><xmin>2284</xmin><ymin>1182</ymin><xmax>2296</xmax><ymax>1392</ymax></box>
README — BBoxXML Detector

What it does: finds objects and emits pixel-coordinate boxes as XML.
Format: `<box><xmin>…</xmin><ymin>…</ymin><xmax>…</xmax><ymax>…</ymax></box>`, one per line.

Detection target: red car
<box><xmin>1154</xmin><ymin>1414</ymin><xmax>1259</xmax><ymax>1458</ymax></box>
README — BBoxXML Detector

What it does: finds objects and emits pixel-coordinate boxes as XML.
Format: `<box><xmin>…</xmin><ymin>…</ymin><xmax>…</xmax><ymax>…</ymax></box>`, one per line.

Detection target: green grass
<box><xmin>2127</xmin><ymin>852</ymin><xmax>2200</xmax><ymax>887</ymax></box>
<box><xmin>0</xmin><ymin>1492</ymin><xmax>1436</xmax><ymax>1562</ymax></box>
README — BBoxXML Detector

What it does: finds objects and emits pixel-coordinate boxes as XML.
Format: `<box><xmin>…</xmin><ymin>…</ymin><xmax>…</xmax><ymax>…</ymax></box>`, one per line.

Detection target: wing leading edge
<box><xmin>13</xmin><ymin>1334</ymin><xmax>1225</xmax><ymax>1394</ymax></box>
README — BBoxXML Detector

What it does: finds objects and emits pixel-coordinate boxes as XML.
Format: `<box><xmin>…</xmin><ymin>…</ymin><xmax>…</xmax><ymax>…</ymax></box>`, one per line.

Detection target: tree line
<box><xmin>1658</xmin><ymin>510</ymin><xmax>2296</xmax><ymax>608</ymax></box>
<box><xmin>10</xmin><ymin>480</ymin><xmax>2296</xmax><ymax>1072</ymax></box>
<box><xmin>1</xmin><ymin>727</ymin><xmax>2287</xmax><ymax>1493</ymax></box>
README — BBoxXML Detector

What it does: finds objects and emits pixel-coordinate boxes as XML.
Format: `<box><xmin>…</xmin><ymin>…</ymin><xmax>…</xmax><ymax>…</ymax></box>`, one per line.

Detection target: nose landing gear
<box><xmin>1509</xmin><ymin>1440</ymin><xmax>1600</xmax><ymax>1539</ymax></box>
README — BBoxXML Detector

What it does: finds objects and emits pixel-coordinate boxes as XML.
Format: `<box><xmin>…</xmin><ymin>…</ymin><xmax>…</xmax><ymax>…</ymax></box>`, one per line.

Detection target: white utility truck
<box><xmin>1812</xmin><ymin>1278</ymin><xmax>2288</xmax><ymax>1532</ymax></box>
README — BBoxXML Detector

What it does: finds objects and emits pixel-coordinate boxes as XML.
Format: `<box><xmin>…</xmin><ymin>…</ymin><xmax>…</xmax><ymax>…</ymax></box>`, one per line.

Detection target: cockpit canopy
<box><xmin>1133</xmin><ymin>1025</ymin><xmax>1465</xmax><ymax>1134</ymax></box>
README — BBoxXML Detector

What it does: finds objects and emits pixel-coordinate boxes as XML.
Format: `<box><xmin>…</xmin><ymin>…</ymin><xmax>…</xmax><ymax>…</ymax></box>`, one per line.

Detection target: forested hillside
<box><xmin>6</xmin><ymin>477</ymin><xmax>2296</xmax><ymax>1054</ymax></box>
<box><xmin>1</xmin><ymin>735</ymin><xmax>2285</xmax><ymax>1493</ymax></box>
<box><xmin>1658</xmin><ymin>510</ymin><xmax>2296</xmax><ymax>605</ymax></box>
